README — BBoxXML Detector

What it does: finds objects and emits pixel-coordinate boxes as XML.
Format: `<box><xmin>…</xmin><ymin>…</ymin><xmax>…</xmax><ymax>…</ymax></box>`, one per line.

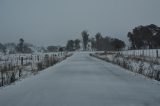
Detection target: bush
<box><xmin>10</xmin><ymin>73</ymin><xmax>16</xmax><ymax>83</ymax></box>
<box><xmin>138</xmin><ymin>62</ymin><xmax>144</xmax><ymax>74</ymax></box>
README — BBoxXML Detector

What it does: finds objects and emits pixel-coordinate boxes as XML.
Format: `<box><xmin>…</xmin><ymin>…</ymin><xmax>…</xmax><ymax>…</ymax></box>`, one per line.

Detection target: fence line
<box><xmin>0</xmin><ymin>52</ymin><xmax>68</xmax><ymax>87</ymax></box>
<box><xmin>119</xmin><ymin>49</ymin><xmax>160</xmax><ymax>58</ymax></box>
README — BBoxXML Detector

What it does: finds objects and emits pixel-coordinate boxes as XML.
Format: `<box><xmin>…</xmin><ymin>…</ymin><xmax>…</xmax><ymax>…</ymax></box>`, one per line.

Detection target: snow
<box><xmin>120</xmin><ymin>49</ymin><xmax>160</xmax><ymax>58</ymax></box>
<box><xmin>0</xmin><ymin>52</ymin><xmax>160</xmax><ymax>106</ymax></box>
<box><xmin>0</xmin><ymin>52</ymin><xmax>67</xmax><ymax>66</ymax></box>
<box><xmin>0</xmin><ymin>52</ymin><xmax>69</xmax><ymax>86</ymax></box>
<box><xmin>92</xmin><ymin>51</ymin><xmax>160</xmax><ymax>80</ymax></box>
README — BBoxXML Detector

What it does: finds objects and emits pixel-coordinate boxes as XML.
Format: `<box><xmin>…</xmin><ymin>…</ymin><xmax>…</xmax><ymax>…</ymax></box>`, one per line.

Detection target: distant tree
<box><xmin>81</xmin><ymin>30</ymin><xmax>89</xmax><ymax>51</ymax></box>
<box><xmin>16</xmin><ymin>38</ymin><xmax>33</xmax><ymax>53</ymax></box>
<box><xmin>103</xmin><ymin>36</ymin><xmax>112</xmax><ymax>50</ymax></box>
<box><xmin>90</xmin><ymin>37</ymin><xmax>96</xmax><ymax>51</ymax></box>
<box><xmin>154</xmin><ymin>31</ymin><xmax>160</xmax><ymax>48</ymax></box>
<box><xmin>95</xmin><ymin>32</ymin><xmax>102</xmax><ymax>50</ymax></box>
<box><xmin>111</xmin><ymin>38</ymin><xmax>125</xmax><ymax>51</ymax></box>
<box><xmin>4</xmin><ymin>43</ymin><xmax>16</xmax><ymax>54</ymax></box>
<box><xmin>59</xmin><ymin>47</ymin><xmax>65</xmax><ymax>52</ymax></box>
<box><xmin>95</xmin><ymin>32</ymin><xmax>102</xmax><ymax>41</ymax></box>
<box><xmin>127</xmin><ymin>32</ymin><xmax>136</xmax><ymax>49</ymax></box>
<box><xmin>47</xmin><ymin>46</ymin><xmax>58</xmax><ymax>52</ymax></box>
<box><xmin>66</xmin><ymin>40</ymin><xmax>74</xmax><ymax>51</ymax></box>
<box><xmin>0</xmin><ymin>43</ymin><xmax>6</xmax><ymax>54</ymax></box>
<box><xmin>94</xmin><ymin>32</ymin><xmax>125</xmax><ymax>51</ymax></box>
<box><xmin>128</xmin><ymin>24</ymin><xmax>160</xmax><ymax>49</ymax></box>
<box><xmin>23</xmin><ymin>43</ymin><xmax>33</xmax><ymax>53</ymax></box>
<box><xmin>16</xmin><ymin>38</ymin><xmax>24</xmax><ymax>53</ymax></box>
<box><xmin>74</xmin><ymin>39</ymin><xmax>80</xmax><ymax>50</ymax></box>
<box><xmin>19</xmin><ymin>38</ymin><xmax>24</xmax><ymax>51</ymax></box>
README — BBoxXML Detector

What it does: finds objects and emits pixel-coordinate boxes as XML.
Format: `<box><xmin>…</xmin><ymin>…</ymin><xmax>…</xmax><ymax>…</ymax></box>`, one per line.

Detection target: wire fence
<box><xmin>0</xmin><ymin>52</ymin><xmax>68</xmax><ymax>87</ymax></box>
<box><xmin>119</xmin><ymin>49</ymin><xmax>160</xmax><ymax>58</ymax></box>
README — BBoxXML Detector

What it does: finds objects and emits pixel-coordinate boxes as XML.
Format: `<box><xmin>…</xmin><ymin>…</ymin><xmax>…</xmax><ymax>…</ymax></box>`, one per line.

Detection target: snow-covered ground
<box><xmin>92</xmin><ymin>51</ymin><xmax>160</xmax><ymax>81</ymax></box>
<box><xmin>0</xmin><ymin>52</ymin><xmax>67</xmax><ymax>65</ymax></box>
<box><xmin>0</xmin><ymin>52</ymin><xmax>69</xmax><ymax>86</ymax></box>
<box><xmin>0</xmin><ymin>52</ymin><xmax>160</xmax><ymax>106</ymax></box>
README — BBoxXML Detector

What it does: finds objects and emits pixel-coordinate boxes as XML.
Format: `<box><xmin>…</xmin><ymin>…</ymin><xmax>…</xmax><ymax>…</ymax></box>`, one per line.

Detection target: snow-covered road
<box><xmin>0</xmin><ymin>52</ymin><xmax>160</xmax><ymax>106</ymax></box>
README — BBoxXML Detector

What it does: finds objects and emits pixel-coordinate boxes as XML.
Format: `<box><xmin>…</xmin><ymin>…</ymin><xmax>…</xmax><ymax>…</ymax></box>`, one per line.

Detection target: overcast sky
<box><xmin>0</xmin><ymin>0</ymin><xmax>160</xmax><ymax>46</ymax></box>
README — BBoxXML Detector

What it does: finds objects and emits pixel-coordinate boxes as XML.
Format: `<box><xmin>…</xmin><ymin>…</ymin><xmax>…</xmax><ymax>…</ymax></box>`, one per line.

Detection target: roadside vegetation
<box><xmin>0</xmin><ymin>38</ymin><xmax>71</xmax><ymax>87</ymax></box>
<box><xmin>90</xmin><ymin>24</ymin><xmax>160</xmax><ymax>81</ymax></box>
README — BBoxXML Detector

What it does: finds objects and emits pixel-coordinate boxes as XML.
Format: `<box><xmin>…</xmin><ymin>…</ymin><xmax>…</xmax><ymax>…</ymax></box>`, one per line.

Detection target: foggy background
<box><xmin>0</xmin><ymin>0</ymin><xmax>160</xmax><ymax>46</ymax></box>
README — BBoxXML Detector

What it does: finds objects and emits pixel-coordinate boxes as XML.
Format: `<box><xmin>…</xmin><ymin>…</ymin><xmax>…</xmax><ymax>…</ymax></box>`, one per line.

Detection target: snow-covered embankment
<box><xmin>90</xmin><ymin>51</ymin><xmax>160</xmax><ymax>81</ymax></box>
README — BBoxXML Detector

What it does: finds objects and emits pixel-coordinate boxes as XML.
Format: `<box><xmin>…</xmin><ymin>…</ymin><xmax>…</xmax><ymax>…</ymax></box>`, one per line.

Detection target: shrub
<box><xmin>138</xmin><ymin>62</ymin><xmax>144</xmax><ymax>74</ymax></box>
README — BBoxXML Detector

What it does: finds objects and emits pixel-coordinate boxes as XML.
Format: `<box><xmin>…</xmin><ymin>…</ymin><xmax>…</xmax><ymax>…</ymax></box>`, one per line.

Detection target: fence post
<box><xmin>37</xmin><ymin>55</ymin><xmax>39</xmax><ymax>62</ymax></box>
<box><xmin>21</xmin><ymin>57</ymin><xmax>23</xmax><ymax>66</ymax></box>
<box><xmin>0</xmin><ymin>66</ymin><xmax>3</xmax><ymax>86</ymax></box>
<box><xmin>156</xmin><ymin>50</ymin><xmax>158</xmax><ymax>58</ymax></box>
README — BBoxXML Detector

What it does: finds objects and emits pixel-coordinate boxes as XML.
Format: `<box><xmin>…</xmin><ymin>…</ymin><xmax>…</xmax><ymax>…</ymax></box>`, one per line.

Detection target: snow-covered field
<box><xmin>0</xmin><ymin>52</ymin><xmax>69</xmax><ymax>87</ymax></box>
<box><xmin>0</xmin><ymin>52</ymin><xmax>67</xmax><ymax>65</ymax></box>
<box><xmin>91</xmin><ymin>50</ymin><xmax>160</xmax><ymax>81</ymax></box>
<box><xmin>104</xmin><ymin>49</ymin><xmax>160</xmax><ymax>65</ymax></box>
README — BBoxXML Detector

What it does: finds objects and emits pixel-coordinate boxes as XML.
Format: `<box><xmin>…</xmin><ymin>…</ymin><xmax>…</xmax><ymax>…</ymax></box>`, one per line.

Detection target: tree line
<box><xmin>0</xmin><ymin>38</ymin><xmax>33</xmax><ymax>54</ymax></box>
<box><xmin>90</xmin><ymin>32</ymin><xmax>125</xmax><ymax>51</ymax></box>
<box><xmin>66</xmin><ymin>39</ymin><xmax>81</xmax><ymax>51</ymax></box>
<box><xmin>1</xmin><ymin>24</ymin><xmax>160</xmax><ymax>54</ymax></box>
<box><xmin>66</xmin><ymin>30</ymin><xmax>126</xmax><ymax>51</ymax></box>
<box><xmin>128</xmin><ymin>24</ymin><xmax>160</xmax><ymax>49</ymax></box>
<box><xmin>0</xmin><ymin>38</ymin><xmax>66</xmax><ymax>55</ymax></box>
<box><xmin>66</xmin><ymin>24</ymin><xmax>160</xmax><ymax>51</ymax></box>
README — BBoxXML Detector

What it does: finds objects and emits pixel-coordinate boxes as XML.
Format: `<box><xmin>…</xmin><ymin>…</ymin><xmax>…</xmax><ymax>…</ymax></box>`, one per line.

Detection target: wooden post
<box><xmin>19</xmin><ymin>69</ymin><xmax>22</xmax><ymax>77</ymax></box>
<box><xmin>21</xmin><ymin>57</ymin><xmax>23</xmax><ymax>66</ymax></box>
<box><xmin>1</xmin><ymin>72</ymin><xmax>4</xmax><ymax>86</ymax></box>
<box><xmin>0</xmin><ymin>66</ymin><xmax>3</xmax><ymax>86</ymax></box>
<box><xmin>37</xmin><ymin>55</ymin><xmax>39</xmax><ymax>62</ymax></box>
<box><xmin>156</xmin><ymin>50</ymin><xmax>158</xmax><ymax>58</ymax></box>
